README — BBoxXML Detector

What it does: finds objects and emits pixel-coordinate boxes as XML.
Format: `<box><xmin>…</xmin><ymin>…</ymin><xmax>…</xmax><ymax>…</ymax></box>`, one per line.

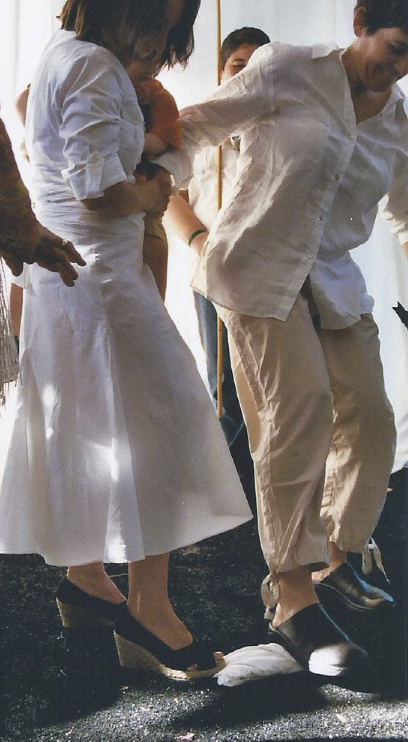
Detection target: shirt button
<box><xmin>308</xmin><ymin>254</ymin><xmax>314</xmax><ymax>260</ymax></box>
<box><xmin>334</xmin><ymin>173</ymin><xmax>340</xmax><ymax>181</ymax></box>
<box><xmin>319</xmin><ymin>215</ymin><xmax>324</xmax><ymax>221</ymax></box>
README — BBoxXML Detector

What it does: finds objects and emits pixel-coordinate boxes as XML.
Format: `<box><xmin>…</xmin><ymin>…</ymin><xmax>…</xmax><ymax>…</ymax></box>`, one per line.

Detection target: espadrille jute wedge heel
<box><xmin>56</xmin><ymin>577</ymin><xmax>126</xmax><ymax>628</ymax></box>
<box><xmin>114</xmin><ymin>604</ymin><xmax>225</xmax><ymax>681</ymax></box>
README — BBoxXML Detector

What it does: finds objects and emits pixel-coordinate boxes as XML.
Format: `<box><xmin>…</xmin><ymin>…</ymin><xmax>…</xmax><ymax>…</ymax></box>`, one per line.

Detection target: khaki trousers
<box><xmin>218</xmin><ymin>294</ymin><xmax>396</xmax><ymax>610</ymax></box>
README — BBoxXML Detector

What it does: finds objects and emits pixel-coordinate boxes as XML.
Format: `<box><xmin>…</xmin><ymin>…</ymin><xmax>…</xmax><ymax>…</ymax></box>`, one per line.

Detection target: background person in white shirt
<box><xmin>157</xmin><ymin>0</ymin><xmax>408</xmax><ymax>676</ymax></box>
<box><xmin>166</xmin><ymin>27</ymin><xmax>270</xmax><ymax>500</ymax></box>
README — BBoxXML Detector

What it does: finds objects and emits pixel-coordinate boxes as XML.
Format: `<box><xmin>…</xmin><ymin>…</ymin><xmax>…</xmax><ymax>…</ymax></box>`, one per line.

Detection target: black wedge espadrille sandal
<box><xmin>56</xmin><ymin>577</ymin><xmax>126</xmax><ymax>628</ymax></box>
<box><xmin>114</xmin><ymin>604</ymin><xmax>225</xmax><ymax>681</ymax></box>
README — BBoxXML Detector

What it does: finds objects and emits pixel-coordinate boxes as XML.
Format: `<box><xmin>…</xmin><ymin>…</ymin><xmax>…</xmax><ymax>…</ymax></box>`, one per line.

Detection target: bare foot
<box><xmin>128</xmin><ymin>602</ymin><xmax>223</xmax><ymax>669</ymax></box>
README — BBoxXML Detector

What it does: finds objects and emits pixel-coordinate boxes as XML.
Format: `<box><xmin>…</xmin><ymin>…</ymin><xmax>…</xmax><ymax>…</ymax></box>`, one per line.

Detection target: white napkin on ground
<box><xmin>215</xmin><ymin>643</ymin><xmax>303</xmax><ymax>687</ymax></box>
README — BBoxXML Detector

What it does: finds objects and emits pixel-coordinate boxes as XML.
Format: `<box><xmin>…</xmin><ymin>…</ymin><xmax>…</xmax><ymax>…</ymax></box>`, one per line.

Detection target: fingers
<box><xmin>35</xmin><ymin>237</ymin><xmax>83</xmax><ymax>287</ymax></box>
<box><xmin>34</xmin><ymin>251</ymin><xmax>79</xmax><ymax>287</ymax></box>
<box><xmin>1</xmin><ymin>253</ymin><xmax>24</xmax><ymax>276</ymax></box>
<box><xmin>59</xmin><ymin>239</ymin><xmax>86</xmax><ymax>267</ymax></box>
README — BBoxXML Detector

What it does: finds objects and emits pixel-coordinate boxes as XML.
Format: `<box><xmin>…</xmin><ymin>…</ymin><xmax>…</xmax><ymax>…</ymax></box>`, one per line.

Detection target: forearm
<box><xmin>0</xmin><ymin>117</ymin><xmax>40</xmax><ymax>262</ymax></box>
<box><xmin>166</xmin><ymin>193</ymin><xmax>208</xmax><ymax>254</ymax></box>
<box><xmin>82</xmin><ymin>179</ymin><xmax>161</xmax><ymax>217</ymax></box>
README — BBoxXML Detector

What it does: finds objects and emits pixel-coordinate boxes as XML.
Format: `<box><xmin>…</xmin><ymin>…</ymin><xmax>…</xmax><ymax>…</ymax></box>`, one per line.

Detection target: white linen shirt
<box><xmin>157</xmin><ymin>42</ymin><xmax>408</xmax><ymax>328</ymax></box>
<box><xmin>188</xmin><ymin>139</ymin><xmax>240</xmax><ymax>229</ymax></box>
<box><xmin>25</xmin><ymin>29</ymin><xmax>144</xmax><ymax>206</ymax></box>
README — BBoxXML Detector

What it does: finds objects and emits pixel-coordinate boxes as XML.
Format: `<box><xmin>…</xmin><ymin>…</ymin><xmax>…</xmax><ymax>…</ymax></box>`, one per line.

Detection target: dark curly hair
<box><xmin>355</xmin><ymin>0</ymin><xmax>408</xmax><ymax>33</ymax></box>
<box><xmin>59</xmin><ymin>0</ymin><xmax>200</xmax><ymax>67</ymax></box>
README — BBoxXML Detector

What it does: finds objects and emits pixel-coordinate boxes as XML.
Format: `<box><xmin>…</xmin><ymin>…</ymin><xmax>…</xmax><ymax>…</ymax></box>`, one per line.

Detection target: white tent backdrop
<box><xmin>0</xmin><ymin>0</ymin><xmax>407</xmax><ymax>469</ymax></box>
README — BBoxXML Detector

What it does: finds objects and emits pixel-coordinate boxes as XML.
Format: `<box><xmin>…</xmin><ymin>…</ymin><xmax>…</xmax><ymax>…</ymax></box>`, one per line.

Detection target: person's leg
<box><xmin>194</xmin><ymin>291</ymin><xmax>245</xmax><ymax>447</ymax></box>
<box><xmin>221</xmin><ymin>299</ymin><xmax>369</xmax><ymax>674</ymax></box>
<box><xmin>10</xmin><ymin>283</ymin><xmax>23</xmax><ymax>342</ymax></box>
<box><xmin>311</xmin><ymin>315</ymin><xmax>396</xmax><ymax>609</ymax></box>
<box><xmin>318</xmin><ymin>314</ymin><xmax>396</xmax><ymax>562</ymax></box>
<box><xmin>220</xmin><ymin>296</ymin><xmax>333</xmax><ymax>621</ymax></box>
<box><xmin>127</xmin><ymin>553</ymin><xmax>193</xmax><ymax>649</ymax></box>
<box><xmin>113</xmin><ymin>553</ymin><xmax>224</xmax><ymax>677</ymax></box>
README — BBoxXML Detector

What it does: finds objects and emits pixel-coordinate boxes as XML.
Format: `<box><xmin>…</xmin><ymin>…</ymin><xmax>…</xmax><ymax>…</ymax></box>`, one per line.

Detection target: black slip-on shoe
<box><xmin>314</xmin><ymin>562</ymin><xmax>396</xmax><ymax>612</ymax></box>
<box><xmin>268</xmin><ymin>603</ymin><xmax>369</xmax><ymax>677</ymax></box>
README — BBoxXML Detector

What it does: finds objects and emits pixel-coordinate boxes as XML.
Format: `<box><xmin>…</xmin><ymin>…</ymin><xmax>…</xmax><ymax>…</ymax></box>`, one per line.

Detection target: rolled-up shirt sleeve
<box><xmin>60</xmin><ymin>52</ymin><xmax>129</xmax><ymax>200</ymax></box>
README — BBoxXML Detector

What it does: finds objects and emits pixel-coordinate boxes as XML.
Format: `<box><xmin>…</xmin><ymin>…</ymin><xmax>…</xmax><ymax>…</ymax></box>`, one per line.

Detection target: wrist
<box><xmin>188</xmin><ymin>228</ymin><xmax>207</xmax><ymax>247</ymax></box>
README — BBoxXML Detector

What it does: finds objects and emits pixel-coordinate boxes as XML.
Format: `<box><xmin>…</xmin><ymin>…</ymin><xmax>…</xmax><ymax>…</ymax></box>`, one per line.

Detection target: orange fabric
<box><xmin>0</xmin><ymin>117</ymin><xmax>39</xmax><ymax>259</ymax></box>
<box><xmin>140</xmin><ymin>79</ymin><xmax>181</xmax><ymax>148</ymax></box>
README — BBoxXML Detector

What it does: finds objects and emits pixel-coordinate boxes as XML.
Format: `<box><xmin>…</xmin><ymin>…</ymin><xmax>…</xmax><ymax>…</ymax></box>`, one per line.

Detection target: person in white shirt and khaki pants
<box><xmin>158</xmin><ymin>0</ymin><xmax>408</xmax><ymax>678</ymax></box>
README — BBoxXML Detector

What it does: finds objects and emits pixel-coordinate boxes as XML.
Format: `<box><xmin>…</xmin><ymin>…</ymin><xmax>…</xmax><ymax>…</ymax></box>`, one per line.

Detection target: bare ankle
<box><xmin>312</xmin><ymin>545</ymin><xmax>347</xmax><ymax>583</ymax></box>
<box><xmin>272</xmin><ymin>565</ymin><xmax>319</xmax><ymax>627</ymax></box>
<box><xmin>67</xmin><ymin>565</ymin><xmax>125</xmax><ymax>604</ymax></box>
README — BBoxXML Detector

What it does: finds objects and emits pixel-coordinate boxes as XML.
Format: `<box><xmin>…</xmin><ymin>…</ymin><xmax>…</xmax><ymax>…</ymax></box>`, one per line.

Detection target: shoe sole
<box><xmin>314</xmin><ymin>583</ymin><xmax>396</xmax><ymax>612</ymax></box>
<box><xmin>114</xmin><ymin>632</ymin><xmax>225</xmax><ymax>681</ymax></box>
<box><xmin>57</xmin><ymin>599</ymin><xmax>115</xmax><ymax>628</ymax></box>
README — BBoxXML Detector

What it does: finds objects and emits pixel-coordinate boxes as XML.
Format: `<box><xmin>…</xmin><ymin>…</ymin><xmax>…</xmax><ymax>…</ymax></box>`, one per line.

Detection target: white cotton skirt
<box><xmin>0</xmin><ymin>206</ymin><xmax>251</xmax><ymax>566</ymax></box>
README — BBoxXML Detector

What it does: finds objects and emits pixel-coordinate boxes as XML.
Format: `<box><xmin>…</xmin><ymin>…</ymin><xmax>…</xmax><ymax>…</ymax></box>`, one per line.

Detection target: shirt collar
<box><xmin>311</xmin><ymin>43</ymin><xmax>340</xmax><ymax>59</ymax></box>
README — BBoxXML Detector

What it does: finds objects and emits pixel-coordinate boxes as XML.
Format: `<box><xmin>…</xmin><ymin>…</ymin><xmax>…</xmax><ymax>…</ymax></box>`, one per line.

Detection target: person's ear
<box><xmin>353</xmin><ymin>7</ymin><xmax>369</xmax><ymax>37</ymax></box>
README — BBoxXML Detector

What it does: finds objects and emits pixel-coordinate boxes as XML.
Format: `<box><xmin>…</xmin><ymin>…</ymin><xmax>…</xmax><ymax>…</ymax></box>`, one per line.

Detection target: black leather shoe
<box><xmin>268</xmin><ymin>603</ymin><xmax>369</xmax><ymax>677</ymax></box>
<box><xmin>314</xmin><ymin>562</ymin><xmax>395</xmax><ymax>612</ymax></box>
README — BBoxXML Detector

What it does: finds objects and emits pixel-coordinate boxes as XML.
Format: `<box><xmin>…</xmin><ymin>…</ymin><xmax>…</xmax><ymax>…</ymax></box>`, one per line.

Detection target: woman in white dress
<box><xmin>0</xmin><ymin>0</ymin><xmax>252</xmax><ymax>680</ymax></box>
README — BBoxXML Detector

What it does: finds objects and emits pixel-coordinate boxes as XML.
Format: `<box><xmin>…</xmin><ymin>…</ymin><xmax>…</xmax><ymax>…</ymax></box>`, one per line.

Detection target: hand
<box><xmin>2</xmin><ymin>225</ymin><xmax>86</xmax><ymax>287</ymax></box>
<box><xmin>33</xmin><ymin>226</ymin><xmax>86</xmax><ymax>287</ymax></box>
<box><xmin>141</xmin><ymin>177</ymin><xmax>171</xmax><ymax>217</ymax></box>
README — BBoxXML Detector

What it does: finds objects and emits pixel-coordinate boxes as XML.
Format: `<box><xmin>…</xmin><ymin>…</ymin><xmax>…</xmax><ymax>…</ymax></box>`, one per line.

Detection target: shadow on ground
<box><xmin>0</xmin><ymin>470</ymin><xmax>406</xmax><ymax>741</ymax></box>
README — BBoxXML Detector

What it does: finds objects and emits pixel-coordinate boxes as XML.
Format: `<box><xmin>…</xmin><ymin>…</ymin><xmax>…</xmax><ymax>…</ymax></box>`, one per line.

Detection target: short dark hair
<box><xmin>221</xmin><ymin>27</ymin><xmax>270</xmax><ymax>69</ymax></box>
<box><xmin>354</xmin><ymin>0</ymin><xmax>408</xmax><ymax>33</ymax></box>
<box><xmin>59</xmin><ymin>0</ymin><xmax>200</xmax><ymax>67</ymax></box>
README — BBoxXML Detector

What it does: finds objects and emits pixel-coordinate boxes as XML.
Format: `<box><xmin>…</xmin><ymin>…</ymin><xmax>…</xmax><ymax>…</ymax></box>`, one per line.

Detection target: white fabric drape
<box><xmin>1</xmin><ymin>0</ymin><xmax>407</xmax><ymax>469</ymax></box>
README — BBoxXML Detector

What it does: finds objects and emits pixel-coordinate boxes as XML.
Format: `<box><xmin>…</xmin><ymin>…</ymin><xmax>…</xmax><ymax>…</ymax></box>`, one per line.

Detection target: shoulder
<box><xmin>250</xmin><ymin>41</ymin><xmax>316</xmax><ymax>66</ymax></box>
<box><xmin>247</xmin><ymin>41</ymin><xmax>319</xmax><ymax>83</ymax></box>
<box><xmin>43</xmin><ymin>30</ymin><xmax>130</xmax><ymax>92</ymax></box>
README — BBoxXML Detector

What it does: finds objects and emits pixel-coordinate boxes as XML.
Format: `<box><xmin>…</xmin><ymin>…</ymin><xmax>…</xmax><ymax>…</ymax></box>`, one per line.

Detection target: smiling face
<box><xmin>221</xmin><ymin>43</ymin><xmax>260</xmax><ymax>81</ymax></box>
<box><xmin>351</xmin><ymin>8</ymin><xmax>408</xmax><ymax>91</ymax></box>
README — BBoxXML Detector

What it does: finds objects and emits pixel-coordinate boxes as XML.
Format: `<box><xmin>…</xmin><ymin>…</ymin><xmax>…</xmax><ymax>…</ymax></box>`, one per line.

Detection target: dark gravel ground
<box><xmin>0</xmin><ymin>466</ymin><xmax>407</xmax><ymax>742</ymax></box>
